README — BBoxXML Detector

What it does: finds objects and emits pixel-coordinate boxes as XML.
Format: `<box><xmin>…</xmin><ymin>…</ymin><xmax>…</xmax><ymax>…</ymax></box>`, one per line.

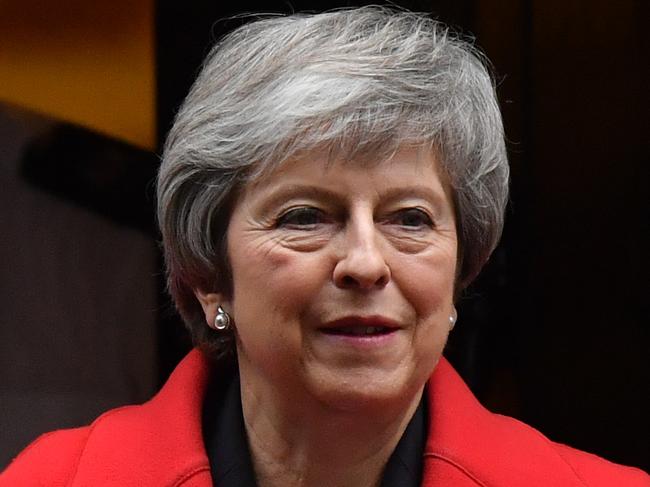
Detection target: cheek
<box><xmin>398</xmin><ymin>252</ymin><xmax>456</xmax><ymax>313</ymax></box>
<box><xmin>238</xmin><ymin>245</ymin><xmax>328</xmax><ymax>299</ymax></box>
<box><xmin>396</xmin><ymin>252</ymin><xmax>456</xmax><ymax>361</ymax></box>
<box><xmin>230</xmin><ymin>246</ymin><xmax>332</xmax><ymax>373</ymax></box>
<box><xmin>230</xmin><ymin>242</ymin><xmax>330</xmax><ymax>334</ymax></box>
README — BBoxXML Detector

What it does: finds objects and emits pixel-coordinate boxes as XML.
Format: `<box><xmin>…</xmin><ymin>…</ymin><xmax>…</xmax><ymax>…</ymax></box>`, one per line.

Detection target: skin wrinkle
<box><xmin>240</xmin><ymin>171</ymin><xmax>454</xmax><ymax>258</ymax></box>
<box><xmin>195</xmin><ymin>148</ymin><xmax>457</xmax><ymax>487</ymax></box>
<box><xmin>240</xmin><ymin>368</ymin><xmax>422</xmax><ymax>487</ymax></box>
<box><xmin>158</xmin><ymin>10</ymin><xmax>508</xmax><ymax>342</ymax></box>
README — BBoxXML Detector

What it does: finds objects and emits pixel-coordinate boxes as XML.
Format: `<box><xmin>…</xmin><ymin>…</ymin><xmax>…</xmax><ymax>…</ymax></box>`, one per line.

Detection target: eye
<box><xmin>389</xmin><ymin>208</ymin><xmax>434</xmax><ymax>229</ymax></box>
<box><xmin>276</xmin><ymin>207</ymin><xmax>326</xmax><ymax>228</ymax></box>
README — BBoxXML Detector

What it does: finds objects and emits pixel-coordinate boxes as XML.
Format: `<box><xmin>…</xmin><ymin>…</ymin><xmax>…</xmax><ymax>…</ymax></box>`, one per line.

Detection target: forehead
<box><xmin>242</xmin><ymin>146</ymin><xmax>454</xmax><ymax>204</ymax></box>
<box><xmin>251</xmin><ymin>144</ymin><xmax>447</xmax><ymax>185</ymax></box>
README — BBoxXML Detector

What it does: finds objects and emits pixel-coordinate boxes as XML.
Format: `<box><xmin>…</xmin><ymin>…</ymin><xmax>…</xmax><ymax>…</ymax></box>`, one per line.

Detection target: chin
<box><xmin>306</xmin><ymin>364</ymin><xmax>428</xmax><ymax>414</ymax></box>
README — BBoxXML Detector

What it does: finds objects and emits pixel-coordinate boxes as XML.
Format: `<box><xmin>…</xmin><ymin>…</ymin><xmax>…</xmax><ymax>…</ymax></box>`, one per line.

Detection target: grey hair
<box><xmin>157</xmin><ymin>6</ymin><xmax>509</xmax><ymax>356</ymax></box>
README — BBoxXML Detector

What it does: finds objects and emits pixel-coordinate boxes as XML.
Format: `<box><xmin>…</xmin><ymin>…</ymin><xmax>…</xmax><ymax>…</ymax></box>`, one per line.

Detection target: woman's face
<box><xmin>208</xmin><ymin>148</ymin><xmax>457</xmax><ymax>411</ymax></box>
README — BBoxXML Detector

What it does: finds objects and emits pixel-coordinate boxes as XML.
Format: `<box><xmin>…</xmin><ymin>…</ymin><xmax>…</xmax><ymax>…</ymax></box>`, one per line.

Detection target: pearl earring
<box><xmin>449</xmin><ymin>312</ymin><xmax>457</xmax><ymax>330</ymax></box>
<box><xmin>213</xmin><ymin>305</ymin><xmax>232</xmax><ymax>331</ymax></box>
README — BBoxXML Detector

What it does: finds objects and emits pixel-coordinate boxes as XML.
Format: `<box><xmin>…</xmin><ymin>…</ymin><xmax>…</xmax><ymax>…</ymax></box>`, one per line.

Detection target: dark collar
<box><xmin>203</xmin><ymin>369</ymin><xmax>257</xmax><ymax>486</ymax></box>
<box><xmin>381</xmin><ymin>393</ymin><xmax>426</xmax><ymax>487</ymax></box>
<box><xmin>203</xmin><ymin>371</ymin><xmax>425</xmax><ymax>487</ymax></box>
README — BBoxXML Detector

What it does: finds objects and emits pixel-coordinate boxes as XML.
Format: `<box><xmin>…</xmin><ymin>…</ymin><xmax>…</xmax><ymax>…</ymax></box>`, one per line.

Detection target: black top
<box><xmin>203</xmin><ymin>370</ymin><xmax>426</xmax><ymax>487</ymax></box>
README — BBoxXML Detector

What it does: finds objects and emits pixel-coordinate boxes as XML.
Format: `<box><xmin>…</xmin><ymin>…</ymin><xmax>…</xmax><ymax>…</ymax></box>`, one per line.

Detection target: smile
<box><xmin>321</xmin><ymin>326</ymin><xmax>394</xmax><ymax>336</ymax></box>
<box><xmin>318</xmin><ymin>316</ymin><xmax>401</xmax><ymax>337</ymax></box>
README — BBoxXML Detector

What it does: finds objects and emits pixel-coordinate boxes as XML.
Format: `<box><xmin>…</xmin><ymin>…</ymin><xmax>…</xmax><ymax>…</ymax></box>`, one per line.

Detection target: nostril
<box><xmin>342</xmin><ymin>275</ymin><xmax>357</xmax><ymax>287</ymax></box>
<box><xmin>338</xmin><ymin>271</ymin><xmax>389</xmax><ymax>289</ymax></box>
<box><xmin>333</xmin><ymin>247</ymin><xmax>391</xmax><ymax>289</ymax></box>
<box><xmin>376</xmin><ymin>275</ymin><xmax>389</xmax><ymax>288</ymax></box>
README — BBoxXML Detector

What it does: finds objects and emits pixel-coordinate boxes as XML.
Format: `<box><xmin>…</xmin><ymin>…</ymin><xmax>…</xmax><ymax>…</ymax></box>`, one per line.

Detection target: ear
<box><xmin>194</xmin><ymin>289</ymin><xmax>228</xmax><ymax>326</ymax></box>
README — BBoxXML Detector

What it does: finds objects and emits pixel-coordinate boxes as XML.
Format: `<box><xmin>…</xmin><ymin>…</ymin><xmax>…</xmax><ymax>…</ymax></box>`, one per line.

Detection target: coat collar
<box><xmin>72</xmin><ymin>350</ymin><xmax>583</xmax><ymax>486</ymax></box>
<box><xmin>72</xmin><ymin>349</ymin><xmax>212</xmax><ymax>486</ymax></box>
<box><xmin>423</xmin><ymin>358</ymin><xmax>584</xmax><ymax>486</ymax></box>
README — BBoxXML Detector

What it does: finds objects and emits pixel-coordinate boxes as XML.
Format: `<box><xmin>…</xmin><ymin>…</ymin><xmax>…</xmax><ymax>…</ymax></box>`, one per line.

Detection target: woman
<box><xmin>2</xmin><ymin>7</ymin><xmax>647</xmax><ymax>487</ymax></box>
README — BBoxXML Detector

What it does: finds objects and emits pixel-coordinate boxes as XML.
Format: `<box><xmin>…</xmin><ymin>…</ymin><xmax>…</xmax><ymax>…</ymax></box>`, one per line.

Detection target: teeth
<box><xmin>326</xmin><ymin>326</ymin><xmax>387</xmax><ymax>335</ymax></box>
<box><xmin>349</xmin><ymin>326</ymin><xmax>377</xmax><ymax>335</ymax></box>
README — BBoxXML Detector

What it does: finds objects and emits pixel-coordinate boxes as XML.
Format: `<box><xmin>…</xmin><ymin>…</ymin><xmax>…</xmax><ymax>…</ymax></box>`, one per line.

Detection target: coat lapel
<box><xmin>423</xmin><ymin>358</ymin><xmax>583</xmax><ymax>486</ymax></box>
<box><xmin>71</xmin><ymin>350</ymin><xmax>212</xmax><ymax>486</ymax></box>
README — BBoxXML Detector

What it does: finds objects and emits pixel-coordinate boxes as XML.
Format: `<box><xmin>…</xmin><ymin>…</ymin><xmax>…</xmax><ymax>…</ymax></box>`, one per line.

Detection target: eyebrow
<box><xmin>254</xmin><ymin>183</ymin><xmax>448</xmax><ymax>214</ymax></box>
<box><xmin>379</xmin><ymin>186</ymin><xmax>446</xmax><ymax>205</ymax></box>
<box><xmin>254</xmin><ymin>184</ymin><xmax>342</xmax><ymax>213</ymax></box>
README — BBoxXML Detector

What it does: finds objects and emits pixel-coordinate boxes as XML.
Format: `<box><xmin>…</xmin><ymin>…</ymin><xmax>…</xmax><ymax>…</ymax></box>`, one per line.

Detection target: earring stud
<box><xmin>213</xmin><ymin>305</ymin><xmax>232</xmax><ymax>331</ymax></box>
<box><xmin>449</xmin><ymin>313</ymin><xmax>457</xmax><ymax>330</ymax></box>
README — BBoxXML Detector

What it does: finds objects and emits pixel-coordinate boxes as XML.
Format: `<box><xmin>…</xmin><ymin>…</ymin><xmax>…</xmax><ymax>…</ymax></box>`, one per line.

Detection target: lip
<box><xmin>315</xmin><ymin>315</ymin><xmax>403</xmax><ymax>348</ymax></box>
<box><xmin>319</xmin><ymin>315</ymin><xmax>402</xmax><ymax>331</ymax></box>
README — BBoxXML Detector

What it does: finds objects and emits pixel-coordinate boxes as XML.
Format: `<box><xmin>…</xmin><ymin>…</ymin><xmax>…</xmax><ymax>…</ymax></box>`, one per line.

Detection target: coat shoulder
<box><xmin>0</xmin><ymin>426</ymin><xmax>91</xmax><ymax>486</ymax></box>
<box><xmin>551</xmin><ymin>442</ymin><xmax>650</xmax><ymax>487</ymax></box>
<box><xmin>0</xmin><ymin>351</ymin><xmax>212</xmax><ymax>486</ymax></box>
<box><xmin>424</xmin><ymin>359</ymin><xmax>649</xmax><ymax>487</ymax></box>
<box><xmin>0</xmin><ymin>404</ymin><xmax>141</xmax><ymax>486</ymax></box>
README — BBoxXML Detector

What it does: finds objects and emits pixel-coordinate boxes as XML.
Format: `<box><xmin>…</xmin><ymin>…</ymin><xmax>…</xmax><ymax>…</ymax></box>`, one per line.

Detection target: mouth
<box><xmin>318</xmin><ymin>316</ymin><xmax>401</xmax><ymax>337</ymax></box>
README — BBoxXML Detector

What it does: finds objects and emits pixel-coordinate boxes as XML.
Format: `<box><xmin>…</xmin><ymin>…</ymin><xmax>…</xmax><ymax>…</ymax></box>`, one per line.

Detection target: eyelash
<box><xmin>276</xmin><ymin>207</ymin><xmax>326</xmax><ymax>228</ymax></box>
<box><xmin>275</xmin><ymin>207</ymin><xmax>434</xmax><ymax>230</ymax></box>
<box><xmin>388</xmin><ymin>208</ymin><xmax>434</xmax><ymax>229</ymax></box>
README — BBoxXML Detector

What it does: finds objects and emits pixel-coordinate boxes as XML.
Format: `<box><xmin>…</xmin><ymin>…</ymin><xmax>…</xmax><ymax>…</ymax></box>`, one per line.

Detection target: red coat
<box><xmin>1</xmin><ymin>350</ymin><xmax>648</xmax><ymax>486</ymax></box>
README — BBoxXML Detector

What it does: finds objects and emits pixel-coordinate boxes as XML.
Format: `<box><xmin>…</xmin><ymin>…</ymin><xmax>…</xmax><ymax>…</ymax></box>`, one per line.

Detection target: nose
<box><xmin>333</xmin><ymin>216</ymin><xmax>391</xmax><ymax>290</ymax></box>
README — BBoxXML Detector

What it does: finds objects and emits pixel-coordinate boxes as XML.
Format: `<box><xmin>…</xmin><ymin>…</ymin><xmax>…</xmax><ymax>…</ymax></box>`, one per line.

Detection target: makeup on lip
<box><xmin>318</xmin><ymin>316</ymin><xmax>401</xmax><ymax>338</ymax></box>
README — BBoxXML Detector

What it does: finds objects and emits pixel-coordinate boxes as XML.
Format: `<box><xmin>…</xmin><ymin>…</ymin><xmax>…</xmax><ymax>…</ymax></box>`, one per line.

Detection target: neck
<box><xmin>238</xmin><ymin>366</ymin><xmax>423</xmax><ymax>487</ymax></box>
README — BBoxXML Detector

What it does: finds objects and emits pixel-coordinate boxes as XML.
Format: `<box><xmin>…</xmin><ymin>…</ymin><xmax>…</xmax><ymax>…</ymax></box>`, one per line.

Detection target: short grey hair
<box><xmin>157</xmin><ymin>6</ymin><xmax>509</xmax><ymax>356</ymax></box>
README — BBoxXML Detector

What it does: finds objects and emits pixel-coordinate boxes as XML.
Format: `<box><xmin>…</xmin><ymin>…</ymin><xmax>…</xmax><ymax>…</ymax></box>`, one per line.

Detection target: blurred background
<box><xmin>1</xmin><ymin>0</ymin><xmax>647</xmax><ymax>471</ymax></box>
